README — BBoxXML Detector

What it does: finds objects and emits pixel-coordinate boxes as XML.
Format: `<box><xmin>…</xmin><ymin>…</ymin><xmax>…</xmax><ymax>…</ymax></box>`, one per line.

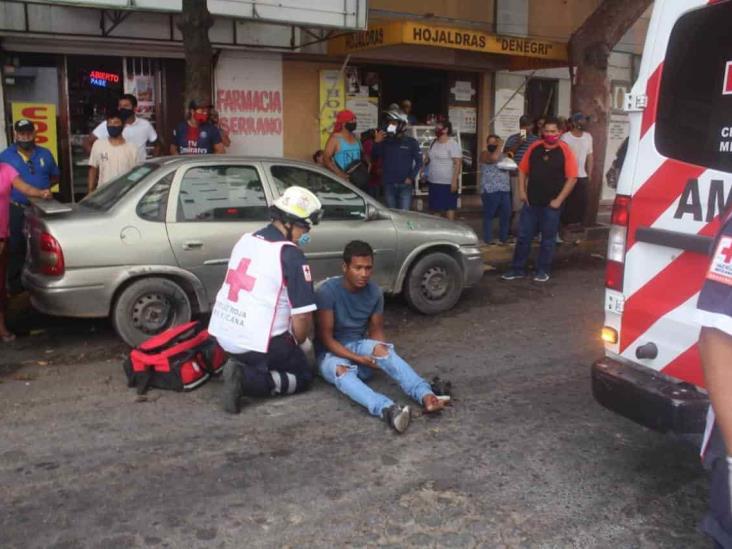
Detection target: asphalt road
<box><xmin>0</xmin><ymin>261</ymin><xmax>709</xmax><ymax>548</ymax></box>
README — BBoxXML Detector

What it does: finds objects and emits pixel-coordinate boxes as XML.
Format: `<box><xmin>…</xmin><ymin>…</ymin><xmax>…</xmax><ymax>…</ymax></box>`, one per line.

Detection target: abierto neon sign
<box><xmin>89</xmin><ymin>70</ymin><xmax>120</xmax><ymax>88</ymax></box>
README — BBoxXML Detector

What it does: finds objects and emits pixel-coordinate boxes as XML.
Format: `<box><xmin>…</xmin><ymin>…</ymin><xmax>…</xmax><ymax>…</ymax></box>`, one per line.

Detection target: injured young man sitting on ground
<box><xmin>315</xmin><ymin>240</ymin><xmax>450</xmax><ymax>433</ymax></box>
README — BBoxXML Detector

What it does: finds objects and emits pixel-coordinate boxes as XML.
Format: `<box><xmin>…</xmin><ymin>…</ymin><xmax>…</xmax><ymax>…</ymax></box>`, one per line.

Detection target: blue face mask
<box><xmin>297</xmin><ymin>233</ymin><xmax>311</xmax><ymax>247</ymax></box>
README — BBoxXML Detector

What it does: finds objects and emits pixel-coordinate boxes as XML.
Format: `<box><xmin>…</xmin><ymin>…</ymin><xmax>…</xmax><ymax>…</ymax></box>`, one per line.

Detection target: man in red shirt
<box><xmin>501</xmin><ymin>117</ymin><xmax>578</xmax><ymax>282</ymax></box>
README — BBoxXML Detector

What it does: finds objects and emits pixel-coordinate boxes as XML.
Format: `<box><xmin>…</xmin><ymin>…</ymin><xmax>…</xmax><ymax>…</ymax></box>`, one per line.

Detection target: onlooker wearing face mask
<box><xmin>0</xmin><ymin>119</ymin><xmax>60</xmax><ymax>294</ymax></box>
<box><xmin>501</xmin><ymin>117</ymin><xmax>578</xmax><ymax>283</ymax></box>
<box><xmin>87</xmin><ymin>110</ymin><xmax>138</xmax><ymax>194</ymax></box>
<box><xmin>425</xmin><ymin>119</ymin><xmax>462</xmax><ymax>221</ymax></box>
<box><xmin>170</xmin><ymin>99</ymin><xmax>225</xmax><ymax>155</ymax></box>
<box><xmin>324</xmin><ymin>110</ymin><xmax>362</xmax><ymax>180</ymax></box>
<box><xmin>560</xmin><ymin>112</ymin><xmax>593</xmax><ymax>227</ymax></box>
<box><xmin>372</xmin><ymin>110</ymin><xmax>422</xmax><ymax>211</ymax></box>
<box><xmin>479</xmin><ymin>135</ymin><xmax>511</xmax><ymax>245</ymax></box>
<box><xmin>85</xmin><ymin>94</ymin><xmax>161</xmax><ymax>162</ymax></box>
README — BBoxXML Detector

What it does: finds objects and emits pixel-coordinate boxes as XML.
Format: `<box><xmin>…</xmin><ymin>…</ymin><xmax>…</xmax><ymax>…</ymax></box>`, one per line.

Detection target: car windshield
<box><xmin>80</xmin><ymin>164</ymin><xmax>159</xmax><ymax>211</ymax></box>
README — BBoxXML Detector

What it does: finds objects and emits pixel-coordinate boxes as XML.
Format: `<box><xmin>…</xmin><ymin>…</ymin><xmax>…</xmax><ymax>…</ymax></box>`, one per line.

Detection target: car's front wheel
<box><xmin>112</xmin><ymin>277</ymin><xmax>192</xmax><ymax>347</ymax></box>
<box><xmin>404</xmin><ymin>252</ymin><xmax>464</xmax><ymax>315</ymax></box>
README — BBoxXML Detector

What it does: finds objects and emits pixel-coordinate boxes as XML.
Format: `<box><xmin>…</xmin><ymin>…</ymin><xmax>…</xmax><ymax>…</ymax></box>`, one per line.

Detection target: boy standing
<box><xmin>88</xmin><ymin>110</ymin><xmax>138</xmax><ymax>194</ymax></box>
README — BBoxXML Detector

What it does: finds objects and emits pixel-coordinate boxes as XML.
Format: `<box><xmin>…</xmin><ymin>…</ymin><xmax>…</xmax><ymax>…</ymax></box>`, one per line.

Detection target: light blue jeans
<box><xmin>318</xmin><ymin>339</ymin><xmax>433</xmax><ymax>417</ymax></box>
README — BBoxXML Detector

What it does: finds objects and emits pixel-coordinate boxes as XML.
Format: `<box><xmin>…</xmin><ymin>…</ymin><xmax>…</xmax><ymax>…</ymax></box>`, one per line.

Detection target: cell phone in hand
<box><xmin>520</xmin><ymin>129</ymin><xmax>527</xmax><ymax>139</ymax></box>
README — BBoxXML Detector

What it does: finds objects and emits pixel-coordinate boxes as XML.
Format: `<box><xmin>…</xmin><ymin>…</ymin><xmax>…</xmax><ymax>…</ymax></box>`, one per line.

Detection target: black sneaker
<box><xmin>222</xmin><ymin>360</ymin><xmax>244</xmax><ymax>414</ymax></box>
<box><xmin>383</xmin><ymin>404</ymin><xmax>411</xmax><ymax>434</ymax></box>
<box><xmin>430</xmin><ymin>376</ymin><xmax>452</xmax><ymax>397</ymax></box>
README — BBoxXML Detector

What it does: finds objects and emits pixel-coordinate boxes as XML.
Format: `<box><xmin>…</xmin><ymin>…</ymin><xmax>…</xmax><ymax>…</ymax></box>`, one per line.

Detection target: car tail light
<box><xmin>39</xmin><ymin>232</ymin><xmax>64</xmax><ymax>276</ymax></box>
<box><xmin>605</xmin><ymin>195</ymin><xmax>631</xmax><ymax>292</ymax></box>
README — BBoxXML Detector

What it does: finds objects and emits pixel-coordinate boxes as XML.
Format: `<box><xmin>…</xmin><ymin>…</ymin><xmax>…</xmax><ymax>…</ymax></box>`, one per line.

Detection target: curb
<box><xmin>481</xmin><ymin>238</ymin><xmax>608</xmax><ymax>267</ymax></box>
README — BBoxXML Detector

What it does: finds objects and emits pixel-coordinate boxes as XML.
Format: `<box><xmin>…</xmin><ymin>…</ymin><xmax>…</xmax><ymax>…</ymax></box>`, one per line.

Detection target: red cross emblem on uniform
<box><xmin>722</xmin><ymin>242</ymin><xmax>732</xmax><ymax>264</ymax></box>
<box><xmin>225</xmin><ymin>258</ymin><xmax>257</xmax><ymax>302</ymax></box>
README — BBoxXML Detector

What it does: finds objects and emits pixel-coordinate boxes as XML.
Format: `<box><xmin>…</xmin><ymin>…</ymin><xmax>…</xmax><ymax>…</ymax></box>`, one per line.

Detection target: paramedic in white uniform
<box><xmin>209</xmin><ymin>186</ymin><xmax>323</xmax><ymax>414</ymax></box>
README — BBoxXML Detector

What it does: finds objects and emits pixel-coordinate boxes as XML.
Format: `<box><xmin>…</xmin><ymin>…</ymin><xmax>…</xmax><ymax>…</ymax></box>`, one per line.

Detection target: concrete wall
<box><xmin>282</xmin><ymin>60</ymin><xmax>343</xmax><ymax>161</ymax></box>
<box><xmin>369</xmin><ymin>0</ymin><xmax>495</xmax><ymax>26</ymax></box>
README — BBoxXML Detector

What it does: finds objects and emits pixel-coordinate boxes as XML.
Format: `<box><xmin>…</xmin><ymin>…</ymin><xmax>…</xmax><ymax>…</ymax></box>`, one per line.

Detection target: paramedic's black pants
<box><xmin>702</xmin><ymin>422</ymin><xmax>732</xmax><ymax>548</ymax></box>
<box><xmin>228</xmin><ymin>333</ymin><xmax>312</xmax><ymax>397</ymax></box>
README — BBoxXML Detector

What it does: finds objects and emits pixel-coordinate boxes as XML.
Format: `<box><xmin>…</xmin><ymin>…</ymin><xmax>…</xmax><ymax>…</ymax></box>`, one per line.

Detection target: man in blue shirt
<box><xmin>0</xmin><ymin>119</ymin><xmax>60</xmax><ymax>293</ymax></box>
<box><xmin>697</xmin><ymin>207</ymin><xmax>732</xmax><ymax>547</ymax></box>
<box><xmin>372</xmin><ymin>111</ymin><xmax>422</xmax><ymax>211</ymax></box>
<box><xmin>170</xmin><ymin>99</ymin><xmax>224</xmax><ymax>155</ymax></box>
<box><xmin>316</xmin><ymin>240</ymin><xmax>447</xmax><ymax>434</ymax></box>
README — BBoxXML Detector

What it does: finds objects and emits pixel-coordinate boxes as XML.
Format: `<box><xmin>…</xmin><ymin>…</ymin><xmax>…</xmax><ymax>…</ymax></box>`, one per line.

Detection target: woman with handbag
<box><xmin>0</xmin><ymin>162</ymin><xmax>51</xmax><ymax>342</ymax></box>
<box><xmin>324</xmin><ymin>110</ymin><xmax>362</xmax><ymax>180</ymax></box>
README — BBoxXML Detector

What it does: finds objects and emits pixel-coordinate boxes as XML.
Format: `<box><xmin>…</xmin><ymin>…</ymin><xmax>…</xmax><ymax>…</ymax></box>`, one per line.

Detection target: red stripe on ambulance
<box><xmin>662</xmin><ymin>344</ymin><xmax>705</xmax><ymax>388</ymax></box>
<box><xmin>627</xmin><ymin>160</ymin><xmax>706</xmax><ymax>249</ymax></box>
<box><xmin>620</xmin><ymin>251</ymin><xmax>709</xmax><ymax>353</ymax></box>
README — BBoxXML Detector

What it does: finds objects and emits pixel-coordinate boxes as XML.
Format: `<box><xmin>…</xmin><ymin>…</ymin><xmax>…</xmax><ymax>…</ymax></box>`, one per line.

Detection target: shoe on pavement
<box><xmin>384</xmin><ymin>404</ymin><xmax>411</xmax><ymax>433</ymax></box>
<box><xmin>222</xmin><ymin>360</ymin><xmax>244</xmax><ymax>414</ymax></box>
<box><xmin>501</xmin><ymin>270</ymin><xmax>525</xmax><ymax>281</ymax></box>
<box><xmin>533</xmin><ymin>272</ymin><xmax>551</xmax><ymax>283</ymax></box>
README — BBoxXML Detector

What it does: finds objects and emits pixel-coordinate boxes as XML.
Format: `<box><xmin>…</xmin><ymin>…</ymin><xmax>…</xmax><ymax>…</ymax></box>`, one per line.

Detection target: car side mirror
<box><xmin>366</xmin><ymin>203</ymin><xmax>379</xmax><ymax>221</ymax></box>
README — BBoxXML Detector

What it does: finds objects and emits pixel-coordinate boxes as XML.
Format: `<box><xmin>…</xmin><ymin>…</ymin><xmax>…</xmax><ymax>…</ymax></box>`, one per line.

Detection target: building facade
<box><xmin>0</xmin><ymin>0</ymin><xmax>649</xmax><ymax>204</ymax></box>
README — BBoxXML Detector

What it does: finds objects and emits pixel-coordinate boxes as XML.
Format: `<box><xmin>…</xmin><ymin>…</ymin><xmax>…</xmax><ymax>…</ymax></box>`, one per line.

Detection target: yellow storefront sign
<box><xmin>319</xmin><ymin>70</ymin><xmax>346</xmax><ymax>149</ymax></box>
<box><xmin>11</xmin><ymin>102</ymin><xmax>59</xmax><ymax>191</ymax></box>
<box><xmin>328</xmin><ymin>21</ymin><xmax>567</xmax><ymax>62</ymax></box>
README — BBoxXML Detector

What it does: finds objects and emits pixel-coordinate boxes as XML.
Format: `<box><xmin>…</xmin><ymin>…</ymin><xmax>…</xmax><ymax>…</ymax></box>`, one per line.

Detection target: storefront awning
<box><xmin>328</xmin><ymin>20</ymin><xmax>568</xmax><ymax>66</ymax></box>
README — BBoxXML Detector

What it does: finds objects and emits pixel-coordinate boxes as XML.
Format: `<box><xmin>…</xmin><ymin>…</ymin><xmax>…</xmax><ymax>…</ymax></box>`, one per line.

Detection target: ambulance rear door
<box><xmin>596</xmin><ymin>0</ymin><xmax>732</xmax><ymax>425</ymax></box>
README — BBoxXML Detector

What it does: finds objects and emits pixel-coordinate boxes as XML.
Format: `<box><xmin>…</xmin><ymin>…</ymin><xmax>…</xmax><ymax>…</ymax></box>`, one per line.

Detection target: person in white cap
<box><xmin>208</xmin><ymin>186</ymin><xmax>323</xmax><ymax>414</ymax></box>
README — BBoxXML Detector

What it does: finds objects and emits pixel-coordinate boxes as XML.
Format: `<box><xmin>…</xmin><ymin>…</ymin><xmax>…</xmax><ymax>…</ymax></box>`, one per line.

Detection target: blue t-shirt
<box><xmin>0</xmin><ymin>144</ymin><xmax>59</xmax><ymax>205</ymax></box>
<box><xmin>697</xmin><ymin>213</ymin><xmax>732</xmax><ymax>335</ymax></box>
<box><xmin>316</xmin><ymin>276</ymin><xmax>384</xmax><ymax>346</ymax></box>
<box><xmin>173</xmin><ymin>122</ymin><xmax>222</xmax><ymax>155</ymax></box>
<box><xmin>254</xmin><ymin>224</ymin><xmax>316</xmax><ymax>314</ymax></box>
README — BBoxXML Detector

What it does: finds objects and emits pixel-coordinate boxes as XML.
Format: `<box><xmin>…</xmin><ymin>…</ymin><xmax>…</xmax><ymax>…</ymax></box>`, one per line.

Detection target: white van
<box><xmin>592</xmin><ymin>0</ymin><xmax>732</xmax><ymax>435</ymax></box>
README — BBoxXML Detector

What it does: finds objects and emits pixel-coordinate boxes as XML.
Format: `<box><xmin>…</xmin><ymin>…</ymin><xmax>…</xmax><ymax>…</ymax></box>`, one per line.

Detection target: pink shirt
<box><xmin>0</xmin><ymin>163</ymin><xmax>19</xmax><ymax>239</ymax></box>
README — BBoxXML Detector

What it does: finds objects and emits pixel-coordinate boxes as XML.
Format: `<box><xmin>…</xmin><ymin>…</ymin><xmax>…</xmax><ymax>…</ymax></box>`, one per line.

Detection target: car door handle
<box><xmin>182</xmin><ymin>241</ymin><xmax>203</xmax><ymax>250</ymax></box>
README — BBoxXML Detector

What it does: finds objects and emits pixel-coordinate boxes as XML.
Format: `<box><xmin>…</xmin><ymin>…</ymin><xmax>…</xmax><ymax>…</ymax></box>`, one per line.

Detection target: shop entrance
<box><xmin>377</xmin><ymin>65</ymin><xmax>448</xmax><ymax>125</ymax></box>
<box><xmin>526</xmin><ymin>77</ymin><xmax>559</xmax><ymax>121</ymax></box>
<box><xmin>67</xmin><ymin>55</ymin><xmax>125</xmax><ymax>199</ymax></box>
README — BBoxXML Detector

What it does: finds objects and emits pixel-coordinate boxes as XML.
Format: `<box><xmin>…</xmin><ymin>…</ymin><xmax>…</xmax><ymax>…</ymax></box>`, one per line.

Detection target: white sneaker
<box><xmin>384</xmin><ymin>405</ymin><xmax>411</xmax><ymax>433</ymax></box>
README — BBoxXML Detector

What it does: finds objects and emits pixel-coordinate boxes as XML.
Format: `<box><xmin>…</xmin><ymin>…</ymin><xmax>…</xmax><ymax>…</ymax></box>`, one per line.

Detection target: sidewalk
<box><xmin>455</xmin><ymin>209</ymin><xmax>609</xmax><ymax>269</ymax></box>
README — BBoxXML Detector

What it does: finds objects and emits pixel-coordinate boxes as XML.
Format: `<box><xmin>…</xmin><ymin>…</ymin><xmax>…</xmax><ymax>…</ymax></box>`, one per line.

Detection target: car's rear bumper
<box><xmin>591</xmin><ymin>355</ymin><xmax>708</xmax><ymax>435</ymax></box>
<box><xmin>22</xmin><ymin>270</ymin><xmax>110</xmax><ymax>318</ymax></box>
<box><xmin>459</xmin><ymin>246</ymin><xmax>484</xmax><ymax>287</ymax></box>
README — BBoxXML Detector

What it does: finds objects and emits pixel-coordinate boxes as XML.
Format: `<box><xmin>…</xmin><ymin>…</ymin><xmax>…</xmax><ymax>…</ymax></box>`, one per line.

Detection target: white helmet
<box><xmin>272</xmin><ymin>186</ymin><xmax>323</xmax><ymax>228</ymax></box>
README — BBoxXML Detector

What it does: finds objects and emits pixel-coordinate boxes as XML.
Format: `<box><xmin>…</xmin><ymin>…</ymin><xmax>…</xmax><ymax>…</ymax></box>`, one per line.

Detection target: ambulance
<box><xmin>591</xmin><ymin>0</ymin><xmax>732</xmax><ymax>436</ymax></box>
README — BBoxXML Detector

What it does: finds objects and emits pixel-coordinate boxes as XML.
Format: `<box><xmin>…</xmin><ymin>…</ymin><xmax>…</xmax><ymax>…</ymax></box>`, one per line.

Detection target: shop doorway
<box><xmin>526</xmin><ymin>78</ymin><xmax>558</xmax><ymax>122</ymax></box>
<box><xmin>377</xmin><ymin>66</ymin><xmax>448</xmax><ymax>124</ymax></box>
<box><xmin>67</xmin><ymin>55</ymin><xmax>125</xmax><ymax>199</ymax></box>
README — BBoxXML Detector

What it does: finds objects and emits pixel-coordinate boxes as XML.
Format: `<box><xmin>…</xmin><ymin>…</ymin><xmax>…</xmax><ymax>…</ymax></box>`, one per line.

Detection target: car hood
<box><xmin>387</xmin><ymin>209</ymin><xmax>479</xmax><ymax>246</ymax></box>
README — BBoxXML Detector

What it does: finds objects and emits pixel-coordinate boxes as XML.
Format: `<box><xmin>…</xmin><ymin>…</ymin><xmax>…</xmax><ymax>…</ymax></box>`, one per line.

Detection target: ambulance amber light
<box><xmin>611</xmin><ymin>195</ymin><xmax>631</xmax><ymax>227</ymax></box>
<box><xmin>601</xmin><ymin>327</ymin><xmax>618</xmax><ymax>344</ymax></box>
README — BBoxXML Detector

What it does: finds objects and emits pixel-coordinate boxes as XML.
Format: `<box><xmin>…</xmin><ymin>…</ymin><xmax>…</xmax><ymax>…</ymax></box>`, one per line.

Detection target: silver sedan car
<box><xmin>23</xmin><ymin>156</ymin><xmax>484</xmax><ymax>346</ymax></box>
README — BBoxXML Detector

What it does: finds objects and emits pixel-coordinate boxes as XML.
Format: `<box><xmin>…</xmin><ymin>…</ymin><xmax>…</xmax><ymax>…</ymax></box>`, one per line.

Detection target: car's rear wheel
<box><xmin>113</xmin><ymin>277</ymin><xmax>192</xmax><ymax>347</ymax></box>
<box><xmin>404</xmin><ymin>252</ymin><xmax>464</xmax><ymax>315</ymax></box>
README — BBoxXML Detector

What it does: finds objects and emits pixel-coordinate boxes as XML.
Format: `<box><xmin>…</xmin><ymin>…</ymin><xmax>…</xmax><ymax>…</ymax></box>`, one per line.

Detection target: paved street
<box><xmin>0</xmin><ymin>261</ymin><xmax>709</xmax><ymax>548</ymax></box>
